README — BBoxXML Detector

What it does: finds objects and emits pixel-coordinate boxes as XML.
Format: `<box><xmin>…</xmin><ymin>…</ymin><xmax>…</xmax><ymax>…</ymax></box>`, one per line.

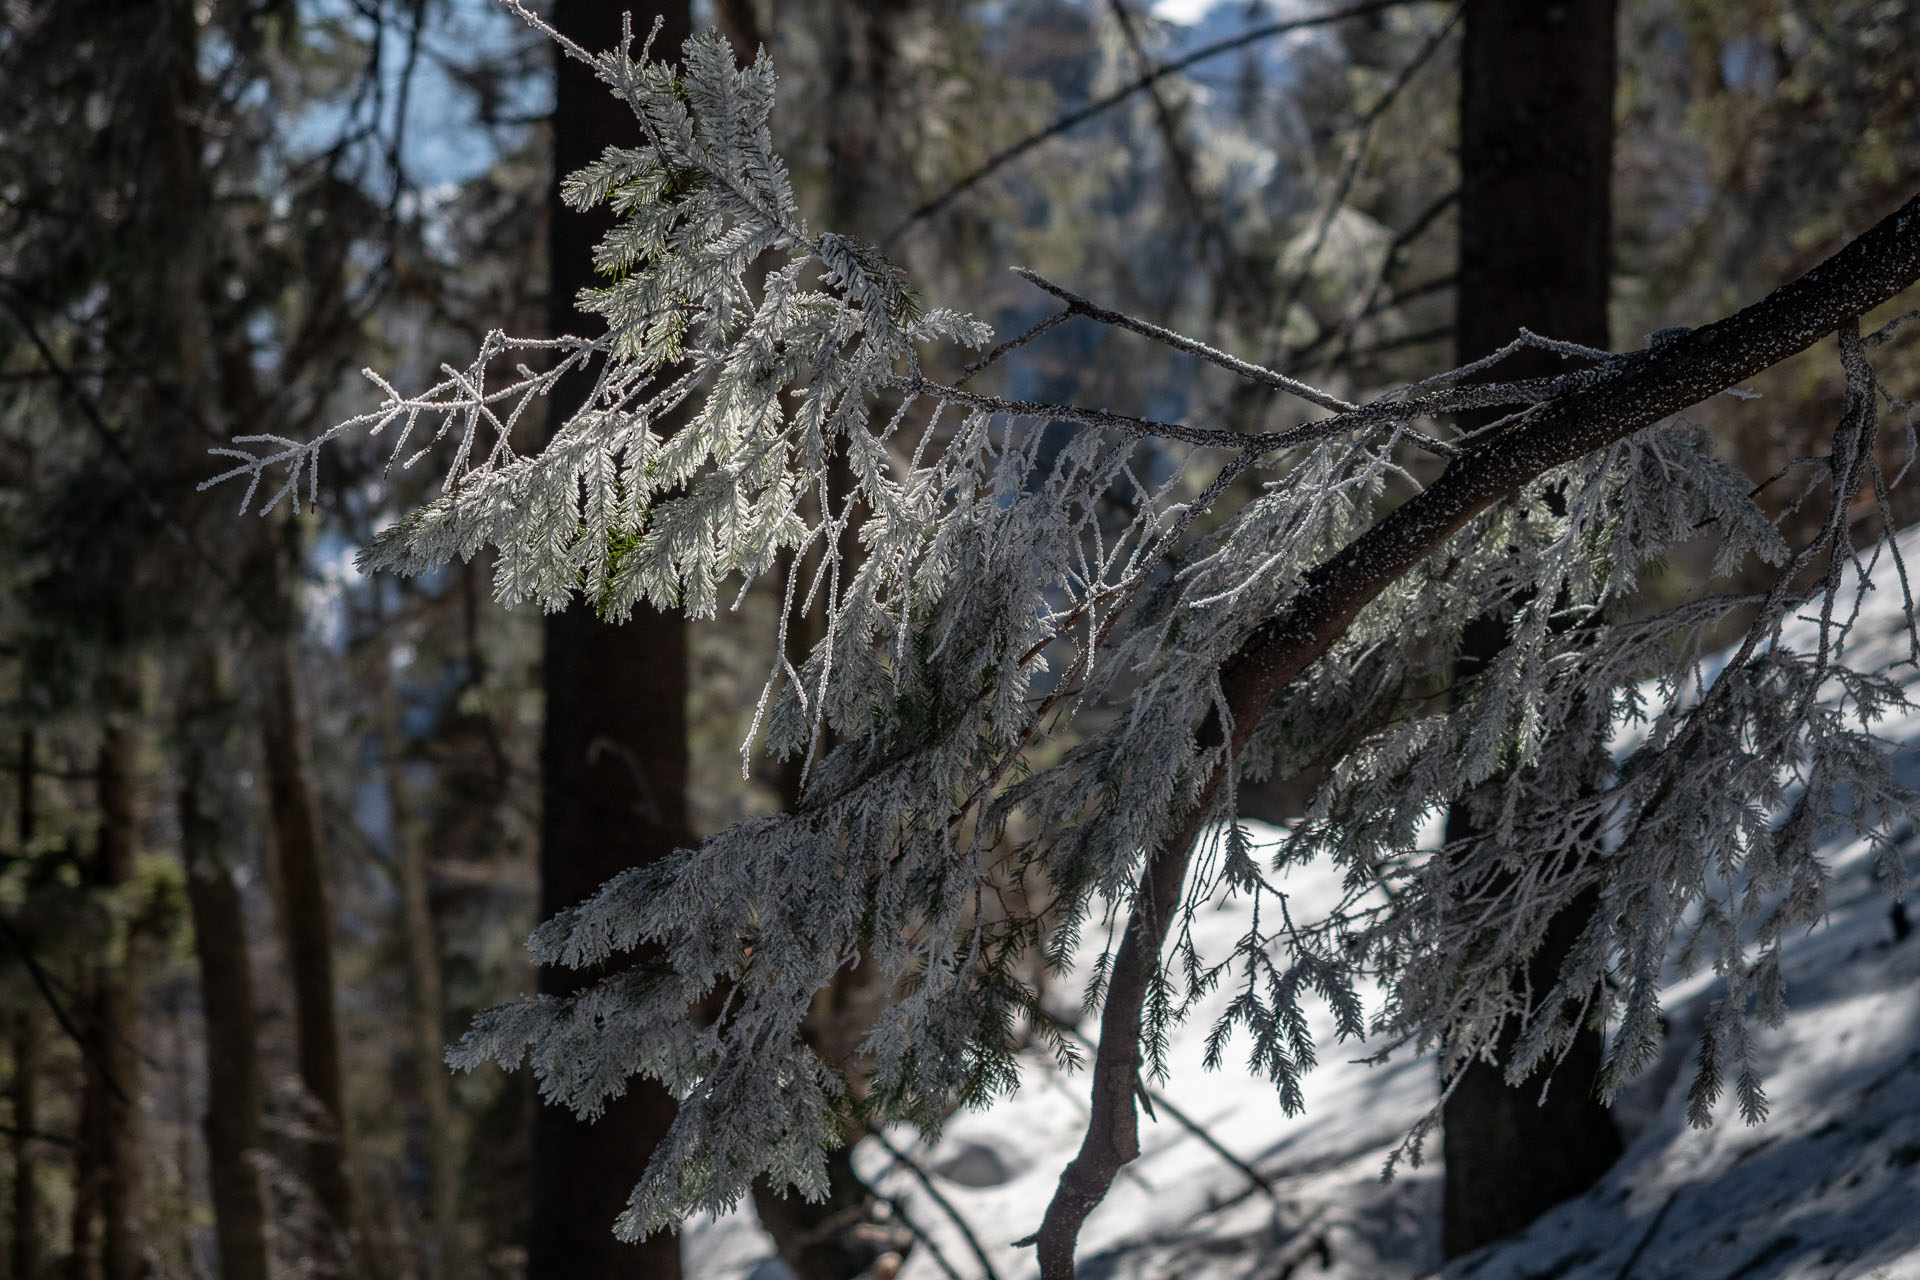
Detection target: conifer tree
<box><xmin>205</xmin><ymin>8</ymin><xmax>1920</xmax><ymax>1276</ymax></box>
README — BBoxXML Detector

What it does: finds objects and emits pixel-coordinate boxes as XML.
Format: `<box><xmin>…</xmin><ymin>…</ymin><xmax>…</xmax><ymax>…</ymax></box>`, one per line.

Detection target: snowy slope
<box><xmin>685</xmin><ymin>531</ymin><xmax>1920</xmax><ymax>1280</ymax></box>
<box><xmin>683</xmin><ymin>821</ymin><xmax>1449</xmax><ymax>1280</ymax></box>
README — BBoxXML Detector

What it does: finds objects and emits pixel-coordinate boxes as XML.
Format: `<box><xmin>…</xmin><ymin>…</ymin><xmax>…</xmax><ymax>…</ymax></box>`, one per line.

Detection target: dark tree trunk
<box><xmin>10</xmin><ymin>1011</ymin><xmax>41</xmax><ymax>1280</ymax></box>
<box><xmin>12</xmin><ymin>728</ymin><xmax>43</xmax><ymax>1280</ymax></box>
<box><xmin>1440</xmin><ymin>0</ymin><xmax>1623</xmax><ymax>1259</ymax></box>
<box><xmin>69</xmin><ymin>1069</ymin><xmax>105</xmax><ymax>1280</ymax></box>
<box><xmin>179</xmin><ymin>688</ymin><xmax>274</xmax><ymax>1280</ymax></box>
<box><xmin>528</xmin><ymin>5</ymin><xmax>692</xmax><ymax>1278</ymax></box>
<box><xmin>95</xmin><ymin>714</ymin><xmax>145</xmax><ymax>1280</ymax></box>
<box><xmin>66</xmin><ymin>707</ymin><xmax>147</xmax><ymax>1280</ymax></box>
<box><xmin>379</xmin><ymin>682</ymin><xmax>465</xmax><ymax>1280</ymax></box>
<box><xmin>1455</xmin><ymin>1</ymin><xmax>1615</xmax><ymax>364</ymax></box>
<box><xmin>259</xmin><ymin>644</ymin><xmax>358</xmax><ymax>1264</ymax></box>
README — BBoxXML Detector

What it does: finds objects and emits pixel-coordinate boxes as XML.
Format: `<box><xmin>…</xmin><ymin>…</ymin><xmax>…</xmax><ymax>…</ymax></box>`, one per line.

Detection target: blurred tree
<box><xmin>176</xmin><ymin>663</ymin><xmax>273</xmax><ymax>1280</ymax></box>
<box><xmin>0</xmin><ymin>0</ymin><xmax>540</xmax><ymax>1272</ymax></box>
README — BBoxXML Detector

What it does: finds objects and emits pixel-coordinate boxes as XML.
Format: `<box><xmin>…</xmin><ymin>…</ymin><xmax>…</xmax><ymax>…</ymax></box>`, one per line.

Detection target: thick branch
<box><xmin>1032</xmin><ymin>188</ymin><xmax>1920</xmax><ymax>1278</ymax></box>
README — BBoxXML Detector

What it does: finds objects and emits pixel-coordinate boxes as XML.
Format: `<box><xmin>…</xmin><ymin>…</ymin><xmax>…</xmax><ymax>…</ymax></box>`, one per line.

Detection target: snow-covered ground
<box><xmin>686</xmin><ymin>538</ymin><xmax>1920</xmax><ymax>1280</ymax></box>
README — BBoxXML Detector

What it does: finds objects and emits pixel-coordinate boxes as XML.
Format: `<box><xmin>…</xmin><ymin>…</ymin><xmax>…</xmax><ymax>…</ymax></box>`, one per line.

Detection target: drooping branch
<box><xmin>1030</xmin><ymin>188</ymin><xmax>1920</xmax><ymax>1278</ymax></box>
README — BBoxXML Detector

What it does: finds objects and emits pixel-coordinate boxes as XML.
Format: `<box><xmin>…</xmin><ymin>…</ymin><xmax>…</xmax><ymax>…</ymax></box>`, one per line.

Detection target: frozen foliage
<box><xmin>204</xmin><ymin>14</ymin><xmax>1920</xmax><ymax>1244</ymax></box>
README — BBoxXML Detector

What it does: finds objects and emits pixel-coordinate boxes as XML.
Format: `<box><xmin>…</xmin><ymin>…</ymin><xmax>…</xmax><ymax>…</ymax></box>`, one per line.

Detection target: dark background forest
<box><xmin>2</xmin><ymin>0</ymin><xmax>1917</xmax><ymax>1277</ymax></box>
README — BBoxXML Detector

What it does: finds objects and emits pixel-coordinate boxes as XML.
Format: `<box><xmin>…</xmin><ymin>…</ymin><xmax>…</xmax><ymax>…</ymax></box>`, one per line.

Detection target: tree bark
<box><xmin>1440</xmin><ymin>0</ymin><xmax>1624</xmax><ymax>1257</ymax></box>
<box><xmin>95</xmin><ymin>709</ymin><xmax>146</xmax><ymax>1280</ymax></box>
<box><xmin>12</xmin><ymin>728</ymin><xmax>43</xmax><ymax>1280</ymax></box>
<box><xmin>10</xmin><ymin>1012</ymin><xmax>41</xmax><ymax>1280</ymax></box>
<box><xmin>529</xmin><ymin>4</ymin><xmax>692</xmax><ymax>1278</ymax></box>
<box><xmin>68</xmin><ymin>1066</ymin><xmax>104</xmax><ymax>1280</ymax></box>
<box><xmin>62</xmin><ymin>704</ymin><xmax>148</xmax><ymax>1280</ymax></box>
<box><xmin>179</xmin><ymin>683</ymin><xmax>274</xmax><ymax>1280</ymax></box>
<box><xmin>1032</xmin><ymin>184</ymin><xmax>1920</xmax><ymax>1278</ymax></box>
<box><xmin>259</xmin><ymin>643</ymin><xmax>358</xmax><ymax>1264</ymax></box>
<box><xmin>377</xmin><ymin>676</ymin><xmax>465</xmax><ymax>1280</ymax></box>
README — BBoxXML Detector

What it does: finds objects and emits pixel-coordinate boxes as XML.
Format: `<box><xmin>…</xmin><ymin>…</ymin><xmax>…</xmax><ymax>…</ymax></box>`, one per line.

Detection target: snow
<box><xmin>685</xmin><ymin>532</ymin><xmax>1920</xmax><ymax>1280</ymax></box>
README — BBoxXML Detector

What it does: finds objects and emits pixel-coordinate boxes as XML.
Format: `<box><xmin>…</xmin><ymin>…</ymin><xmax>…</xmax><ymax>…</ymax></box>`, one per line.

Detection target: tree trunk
<box><xmin>11</xmin><ymin>1012</ymin><xmax>42</xmax><ymax>1280</ymax></box>
<box><xmin>95</xmin><ymin>709</ymin><xmax>146</xmax><ymax>1280</ymax></box>
<box><xmin>64</xmin><ymin>704</ymin><xmax>148</xmax><ymax>1280</ymax></box>
<box><xmin>12</xmin><ymin>727</ymin><xmax>43</xmax><ymax>1280</ymax></box>
<box><xmin>377</xmin><ymin>681</ymin><xmax>465</xmax><ymax>1280</ymax></box>
<box><xmin>68</xmin><ymin>1066</ymin><xmax>104</xmax><ymax>1280</ymax></box>
<box><xmin>529</xmin><ymin>4</ymin><xmax>692</xmax><ymax>1278</ymax></box>
<box><xmin>259</xmin><ymin>643</ymin><xmax>357</xmax><ymax>1265</ymax></box>
<box><xmin>1440</xmin><ymin>0</ymin><xmax>1623</xmax><ymax>1258</ymax></box>
<box><xmin>179</xmin><ymin>669</ymin><xmax>274</xmax><ymax>1280</ymax></box>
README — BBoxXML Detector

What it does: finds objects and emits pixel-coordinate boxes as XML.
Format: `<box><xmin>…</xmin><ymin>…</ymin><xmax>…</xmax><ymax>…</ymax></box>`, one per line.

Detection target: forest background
<box><xmin>2</xmin><ymin>0</ymin><xmax>1918</xmax><ymax>1278</ymax></box>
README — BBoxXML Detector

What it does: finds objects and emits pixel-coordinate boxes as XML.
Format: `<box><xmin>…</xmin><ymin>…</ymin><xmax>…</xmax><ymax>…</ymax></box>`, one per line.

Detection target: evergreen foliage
<box><xmin>205</xmin><ymin>10</ymin><xmax>1920</xmax><ymax>1246</ymax></box>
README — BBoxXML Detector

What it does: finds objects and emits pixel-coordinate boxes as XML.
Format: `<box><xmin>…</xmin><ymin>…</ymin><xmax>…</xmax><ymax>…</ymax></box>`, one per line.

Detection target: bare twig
<box><xmin>0</xmin><ymin>286</ymin><xmax>271</xmax><ymax>638</ymax></box>
<box><xmin>0</xmin><ymin>1122</ymin><xmax>74</xmax><ymax>1149</ymax></box>
<box><xmin>1011</xmin><ymin>268</ymin><xmax>1355</xmax><ymax>413</ymax></box>
<box><xmin>1102</xmin><ymin>0</ymin><xmax>1253</xmax><ymax>311</ymax></box>
<box><xmin>899</xmin><ymin>367</ymin><xmax>1539</xmax><ymax>463</ymax></box>
<box><xmin>869</xmin><ymin>1128</ymin><xmax>1003</xmax><ymax>1280</ymax></box>
<box><xmin>1613</xmin><ymin>1189</ymin><xmax>1680</xmax><ymax>1280</ymax></box>
<box><xmin>0</xmin><ymin>913</ymin><xmax>129</xmax><ymax>1104</ymax></box>
<box><xmin>955</xmin><ymin>307</ymin><xmax>1075</xmax><ymax>388</ymax></box>
<box><xmin>1264</xmin><ymin>6</ymin><xmax>1461</xmax><ymax>351</ymax></box>
<box><xmin>1312</xmin><ymin>188</ymin><xmax>1460</xmax><ymax>370</ymax></box>
<box><xmin>1865</xmin><ymin>305</ymin><xmax>1920</xmax><ymax>348</ymax></box>
<box><xmin>1047</xmin><ymin>1016</ymin><xmax>1279</xmax><ymax>1202</ymax></box>
<box><xmin>885</xmin><ymin>0</ymin><xmax>1437</xmax><ymax>245</ymax></box>
<box><xmin>882</xmin><ymin>1196</ymin><xmax>970</xmax><ymax>1280</ymax></box>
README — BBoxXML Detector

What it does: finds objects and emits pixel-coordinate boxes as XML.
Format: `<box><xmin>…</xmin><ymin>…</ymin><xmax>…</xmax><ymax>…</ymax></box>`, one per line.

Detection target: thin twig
<box><xmin>884</xmin><ymin>0</ymin><xmax>1436</xmax><ymax>245</ymax></box>
<box><xmin>0</xmin><ymin>912</ymin><xmax>128</xmax><ymax>1103</ymax></box>
<box><xmin>1865</xmin><ymin>305</ymin><xmax>1920</xmax><ymax>348</ymax></box>
<box><xmin>1047</xmin><ymin>1017</ymin><xmax>1279</xmax><ymax>1202</ymax></box>
<box><xmin>1312</xmin><ymin>189</ymin><xmax>1459</xmax><ymax>370</ymax></box>
<box><xmin>1011</xmin><ymin>268</ymin><xmax>1354</xmax><ymax>413</ymax></box>
<box><xmin>1264</xmin><ymin>6</ymin><xmax>1461</xmax><ymax>353</ymax></box>
<box><xmin>902</xmin><ymin>369</ymin><xmax>1549</xmax><ymax>462</ymax></box>
<box><xmin>0</xmin><ymin>1122</ymin><xmax>75</xmax><ymax>1149</ymax></box>
<box><xmin>1613</xmin><ymin>1189</ymin><xmax>1680</xmax><ymax>1280</ymax></box>
<box><xmin>955</xmin><ymin>307</ymin><xmax>1074</xmax><ymax>388</ymax></box>
<box><xmin>1104</xmin><ymin>0</ymin><xmax>1247</xmax><ymax>292</ymax></box>
<box><xmin>881</xmin><ymin>1194</ymin><xmax>969</xmax><ymax>1280</ymax></box>
<box><xmin>0</xmin><ymin>287</ymin><xmax>272</xmax><ymax>639</ymax></box>
<box><xmin>1335</xmin><ymin>324</ymin><xmax>1455</xmax><ymax>365</ymax></box>
<box><xmin>868</xmin><ymin>1128</ymin><xmax>1004</xmax><ymax>1280</ymax></box>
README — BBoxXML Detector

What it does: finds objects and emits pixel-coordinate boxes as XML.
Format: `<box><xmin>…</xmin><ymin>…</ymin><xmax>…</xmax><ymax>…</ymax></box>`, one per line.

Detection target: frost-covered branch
<box><xmin>199</xmin><ymin>19</ymin><xmax>1920</xmax><ymax>1278</ymax></box>
<box><xmin>1033</xmin><ymin>186</ymin><xmax>1920</xmax><ymax>1275</ymax></box>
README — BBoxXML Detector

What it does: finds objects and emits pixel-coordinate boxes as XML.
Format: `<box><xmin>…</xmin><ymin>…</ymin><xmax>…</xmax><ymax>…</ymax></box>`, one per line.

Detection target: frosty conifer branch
<box><xmin>201</xmin><ymin>17</ymin><xmax>1920</xmax><ymax>1276</ymax></box>
<box><xmin>1033</xmin><ymin>188</ymin><xmax>1920</xmax><ymax>1275</ymax></box>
